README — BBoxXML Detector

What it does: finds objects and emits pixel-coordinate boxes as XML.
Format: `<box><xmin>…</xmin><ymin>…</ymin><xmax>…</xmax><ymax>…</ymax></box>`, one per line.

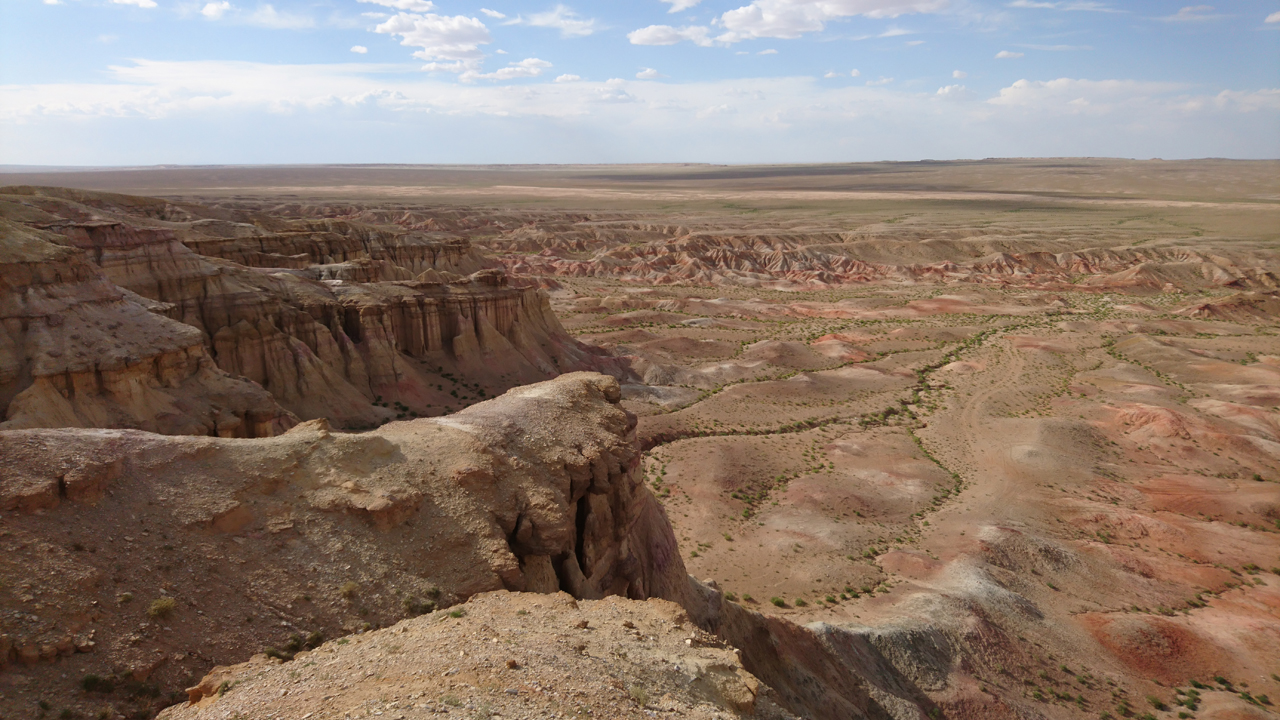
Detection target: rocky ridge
<box><xmin>0</xmin><ymin>218</ymin><xmax>293</xmax><ymax>437</ymax></box>
<box><xmin>242</xmin><ymin>203</ymin><xmax>1279</xmax><ymax>293</ymax></box>
<box><xmin>0</xmin><ymin>187</ymin><xmax>629</xmax><ymax>433</ymax></box>
<box><xmin>0</xmin><ymin>373</ymin><xmax>687</xmax><ymax>718</ymax></box>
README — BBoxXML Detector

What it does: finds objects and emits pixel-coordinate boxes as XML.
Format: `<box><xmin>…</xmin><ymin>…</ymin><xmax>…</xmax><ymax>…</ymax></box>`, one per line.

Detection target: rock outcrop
<box><xmin>0</xmin><ymin>187</ymin><xmax>632</xmax><ymax>432</ymax></box>
<box><xmin>0</xmin><ymin>218</ymin><xmax>294</xmax><ymax>436</ymax></box>
<box><xmin>159</xmin><ymin>591</ymin><xmax>795</xmax><ymax>720</ymax></box>
<box><xmin>0</xmin><ymin>373</ymin><xmax>681</xmax><ymax>719</ymax></box>
<box><xmin>236</xmin><ymin>201</ymin><xmax>1280</xmax><ymax>293</ymax></box>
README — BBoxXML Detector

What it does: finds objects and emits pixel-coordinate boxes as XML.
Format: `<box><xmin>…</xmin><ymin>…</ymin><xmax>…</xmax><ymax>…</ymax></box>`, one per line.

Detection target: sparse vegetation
<box><xmin>147</xmin><ymin>596</ymin><xmax>176</xmax><ymax>619</ymax></box>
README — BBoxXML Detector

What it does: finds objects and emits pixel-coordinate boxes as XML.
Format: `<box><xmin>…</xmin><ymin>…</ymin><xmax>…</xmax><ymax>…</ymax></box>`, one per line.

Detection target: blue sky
<box><xmin>1</xmin><ymin>0</ymin><xmax>1278</xmax><ymax>164</ymax></box>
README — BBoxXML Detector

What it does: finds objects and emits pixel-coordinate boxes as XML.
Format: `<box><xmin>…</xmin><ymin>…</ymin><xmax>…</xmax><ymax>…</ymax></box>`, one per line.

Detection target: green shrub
<box><xmin>628</xmin><ymin>685</ymin><xmax>649</xmax><ymax>707</ymax></box>
<box><xmin>770</xmin><ymin>597</ymin><xmax>786</xmax><ymax>607</ymax></box>
<box><xmin>81</xmin><ymin>674</ymin><xmax>114</xmax><ymax>693</ymax></box>
<box><xmin>147</xmin><ymin>597</ymin><xmax>176</xmax><ymax>619</ymax></box>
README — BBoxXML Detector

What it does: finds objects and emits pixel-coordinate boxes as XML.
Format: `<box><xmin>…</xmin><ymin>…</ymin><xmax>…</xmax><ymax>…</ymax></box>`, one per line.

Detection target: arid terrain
<box><xmin>1</xmin><ymin>160</ymin><xmax>1278</xmax><ymax>720</ymax></box>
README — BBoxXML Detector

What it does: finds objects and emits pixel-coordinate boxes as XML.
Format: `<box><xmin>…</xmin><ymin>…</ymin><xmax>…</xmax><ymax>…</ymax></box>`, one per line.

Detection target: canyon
<box><xmin>0</xmin><ymin>161</ymin><xmax>1277</xmax><ymax>720</ymax></box>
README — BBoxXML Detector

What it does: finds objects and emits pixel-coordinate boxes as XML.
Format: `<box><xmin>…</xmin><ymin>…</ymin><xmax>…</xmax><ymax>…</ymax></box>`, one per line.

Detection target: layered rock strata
<box><xmin>253</xmin><ymin>201</ymin><xmax>1279</xmax><ymax>292</ymax></box>
<box><xmin>0</xmin><ymin>373</ymin><xmax>683</xmax><ymax>718</ymax></box>
<box><xmin>0</xmin><ymin>219</ymin><xmax>294</xmax><ymax>436</ymax></box>
<box><xmin>0</xmin><ymin>187</ymin><xmax>630</xmax><ymax>431</ymax></box>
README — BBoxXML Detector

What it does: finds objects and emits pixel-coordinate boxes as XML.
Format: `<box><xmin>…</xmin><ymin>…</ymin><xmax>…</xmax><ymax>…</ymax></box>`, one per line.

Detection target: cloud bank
<box><xmin>3</xmin><ymin>60</ymin><xmax>1275</xmax><ymax>165</ymax></box>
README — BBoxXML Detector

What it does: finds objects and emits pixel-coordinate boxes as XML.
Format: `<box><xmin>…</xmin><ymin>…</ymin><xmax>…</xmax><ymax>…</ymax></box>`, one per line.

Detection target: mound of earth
<box><xmin>160</xmin><ymin>591</ymin><xmax>795</xmax><ymax>720</ymax></box>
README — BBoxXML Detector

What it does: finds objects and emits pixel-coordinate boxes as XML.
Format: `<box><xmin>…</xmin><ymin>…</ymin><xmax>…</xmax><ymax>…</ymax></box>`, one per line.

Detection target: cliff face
<box><xmin>0</xmin><ymin>373</ymin><xmax>683</xmax><ymax>718</ymax></box>
<box><xmin>0</xmin><ymin>187</ymin><xmax>631</xmax><ymax>432</ymax></box>
<box><xmin>0</xmin><ymin>219</ymin><xmax>294</xmax><ymax>436</ymax></box>
<box><xmin>259</xmin><ymin>201</ymin><xmax>1278</xmax><ymax>293</ymax></box>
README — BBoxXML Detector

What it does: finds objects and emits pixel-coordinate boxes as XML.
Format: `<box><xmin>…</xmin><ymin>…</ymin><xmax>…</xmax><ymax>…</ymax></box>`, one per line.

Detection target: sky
<box><xmin>1</xmin><ymin>0</ymin><xmax>1278</xmax><ymax>164</ymax></box>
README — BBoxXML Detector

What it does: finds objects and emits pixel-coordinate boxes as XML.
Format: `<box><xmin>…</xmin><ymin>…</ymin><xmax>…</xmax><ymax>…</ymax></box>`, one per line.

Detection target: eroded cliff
<box><xmin>0</xmin><ymin>187</ymin><xmax>629</xmax><ymax>432</ymax></box>
<box><xmin>0</xmin><ymin>373</ymin><xmax>684</xmax><ymax>719</ymax></box>
<box><xmin>0</xmin><ymin>219</ymin><xmax>294</xmax><ymax>436</ymax></box>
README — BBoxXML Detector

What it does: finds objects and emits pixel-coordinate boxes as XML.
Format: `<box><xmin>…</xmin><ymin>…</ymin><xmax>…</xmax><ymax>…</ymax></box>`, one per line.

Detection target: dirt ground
<box><xmin>3</xmin><ymin>161</ymin><xmax>1278</xmax><ymax>720</ymax></box>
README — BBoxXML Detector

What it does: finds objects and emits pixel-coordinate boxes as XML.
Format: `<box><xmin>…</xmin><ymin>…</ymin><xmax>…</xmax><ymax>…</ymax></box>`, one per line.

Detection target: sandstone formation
<box><xmin>0</xmin><ymin>218</ymin><xmax>294</xmax><ymax>436</ymax></box>
<box><xmin>245</xmin><ymin>202</ymin><xmax>1279</xmax><ymax>293</ymax></box>
<box><xmin>2</xmin><ymin>164</ymin><xmax>1278</xmax><ymax>720</ymax></box>
<box><xmin>158</xmin><ymin>591</ymin><xmax>796</xmax><ymax>720</ymax></box>
<box><xmin>0</xmin><ymin>373</ymin><xmax>686</xmax><ymax>719</ymax></box>
<box><xmin>0</xmin><ymin>186</ymin><xmax>630</xmax><ymax>433</ymax></box>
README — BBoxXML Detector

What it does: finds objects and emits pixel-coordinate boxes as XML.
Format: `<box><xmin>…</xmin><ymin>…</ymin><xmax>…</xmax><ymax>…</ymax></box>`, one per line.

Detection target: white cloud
<box><xmin>988</xmin><ymin>77</ymin><xmax>1185</xmax><ymax>111</ymax></box>
<box><xmin>695</xmin><ymin>103</ymin><xmax>736</xmax><ymax>118</ymax></box>
<box><xmin>627</xmin><ymin>24</ymin><xmax>713</xmax><ymax>46</ymax></box>
<box><xmin>936</xmin><ymin>84</ymin><xmax>972</xmax><ymax>100</ymax></box>
<box><xmin>555</xmin><ymin>74</ymin><xmax>581</xmax><ymax>82</ymax></box>
<box><xmin>358</xmin><ymin>0</ymin><xmax>435</xmax><ymax>11</ymax></box>
<box><xmin>512</xmin><ymin>5</ymin><xmax>598</xmax><ymax>37</ymax></box>
<box><xmin>351</xmin><ymin>45</ymin><xmax>369</xmax><ymax>53</ymax></box>
<box><xmin>1017</xmin><ymin>43</ymin><xmax>1092</xmax><ymax>50</ymax></box>
<box><xmin>375</xmin><ymin>12</ymin><xmax>491</xmax><ymax>68</ymax></box>
<box><xmin>879</xmin><ymin>26</ymin><xmax>912</xmax><ymax>36</ymax></box>
<box><xmin>636</xmin><ymin>67</ymin><xmax>665</xmax><ymax>79</ymax></box>
<box><xmin>824</xmin><ymin>71</ymin><xmax>839</xmax><ymax>78</ymax></box>
<box><xmin>243</xmin><ymin>4</ymin><xmax>314</xmax><ymax>29</ymax></box>
<box><xmin>42</xmin><ymin>0</ymin><xmax>61</xmax><ymax>5</ymax></box>
<box><xmin>4</xmin><ymin>62</ymin><xmax>1278</xmax><ymax>164</ymax></box>
<box><xmin>461</xmin><ymin>57</ymin><xmax>551</xmax><ymax>82</ymax></box>
<box><xmin>905</xmin><ymin>39</ymin><xmax>924</xmax><ymax>45</ymax></box>
<box><xmin>1162</xmin><ymin>5</ymin><xmax>1221</xmax><ymax>22</ymax></box>
<box><xmin>715</xmin><ymin>0</ymin><xmax>948</xmax><ymax>42</ymax></box>
<box><xmin>662</xmin><ymin>0</ymin><xmax>702</xmax><ymax>11</ymax></box>
<box><xmin>995</xmin><ymin>50</ymin><xmax>1024</xmax><ymax>58</ymax></box>
<box><xmin>758</xmin><ymin>48</ymin><xmax>778</xmax><ymax>54</ymax></box>
<box><xmin>198</xmin><ymin>1</ymin><xmax>313</xmax><ymax>27</ymax></box>
<box><xmin>201</xmin><ymin>1</ymin><xmax>231</xmax><ymax>18</ymax></box>
<box><xmin>111</xmin><ymin>0</ymin><xmax>158</xmax><ymax>7</ymax></box>
<box><xmin>952</xmin><ymin>69</ymin><xmax>967</xmax><ymax>78</ymax></box>
<box><xmin>479</xmin><ymin>8</ymin><xmax>506</xmax><ymax>18</ymax></box>
<box><xmin>1267</xmin><ymin>11</ymin><xmax>1280</xmax><ymax>23</ymax></box>
<box><xmin>866</xmin><ymin>77</ymin><xmax>893</xmax><ymax>85</ymax></box>
<box><xmin>1006</xmin><ymin>0</ymin><xmax>1117</xmax><ymax>10</ymax></box>
<box><xmin>851</xmin><ymin>69</ymin><xmax>861</xmax><ymax>76</ymax></box>
<box><xmin>1210</xmin><ymin>88</ymin><xmax>1280</xmax><ymax>112</ymax></box>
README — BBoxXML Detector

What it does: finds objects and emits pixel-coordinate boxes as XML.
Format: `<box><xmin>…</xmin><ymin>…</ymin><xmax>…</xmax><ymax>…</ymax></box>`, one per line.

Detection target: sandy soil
<box><xmin>3</xmin><ymin>161</ymin><xmax>1278</xmax><ymax>720</ymax></box>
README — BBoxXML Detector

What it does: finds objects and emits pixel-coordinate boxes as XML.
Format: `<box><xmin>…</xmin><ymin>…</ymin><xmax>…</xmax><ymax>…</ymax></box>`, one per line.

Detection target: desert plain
<box><xmin>0</xmin><ymin>160</ymin><xmax>1278</xmax><ymax>720</ymax></box>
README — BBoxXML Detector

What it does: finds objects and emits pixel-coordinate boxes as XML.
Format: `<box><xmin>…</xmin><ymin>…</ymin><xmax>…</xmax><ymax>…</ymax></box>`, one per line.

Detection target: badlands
<box><xmin>0</xmin><ymin>160</ymin><xmax>1278</xmax><ymax>720</ymax></box>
